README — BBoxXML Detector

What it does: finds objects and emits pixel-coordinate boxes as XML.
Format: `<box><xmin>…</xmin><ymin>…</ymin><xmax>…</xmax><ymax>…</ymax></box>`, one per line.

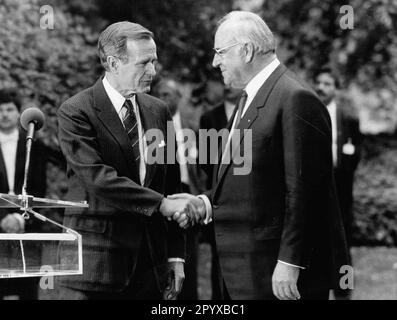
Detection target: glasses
<box><xmin>213</xmin><ymin>42</ymin><xmax>242</xmax><ymax>56</ymax></box>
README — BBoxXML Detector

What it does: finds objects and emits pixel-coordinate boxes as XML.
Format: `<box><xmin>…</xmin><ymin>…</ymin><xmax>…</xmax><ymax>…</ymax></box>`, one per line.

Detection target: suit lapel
<box><xmin>214</xmin><ymin>64</ymin><xmax>287</xmax><ymax>191</ymax></box>
<box><xmin>93</xmin><ymin>78</ymin><xmax>140</xmax><ymax>181</ymax></box>
<box><xmin>0</xmin><ymin>144</ymin><xmax>9</xmax><ymax>192</ymax></box>
<box><xmin>336</xmin><ymin>104</ymin><xmax>343</xmax><ymax>167</ymax></box>
<box><xmin>136</xmin><ymin>93</ymin><xmax>161</xmax><ymax>188</ymax></box>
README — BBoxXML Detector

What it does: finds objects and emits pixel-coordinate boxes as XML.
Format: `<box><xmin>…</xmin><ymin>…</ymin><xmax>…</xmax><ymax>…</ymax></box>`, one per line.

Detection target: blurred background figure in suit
<box><xmin>153</xmin><ymin>78</ymin><xmax>205</xmax><ymax>299</ymax></box>
<box><xmin>0</xmin><ymin>88</ymin><xmax>62</xmax><ymax>300</ymax></box>
<box><xmin>199</xmin><ymin>86</ymin><xmax>240</xmax><ymax>299</ymax></box>
<box><xmin>200</xmin><ymin>86</ymin><xmax>241</xmax><ymax>189</ymax></box>
<box><xmin>314</xmin><ymin>67</ymin><xmax>362</xmax><ymax>299</ymax></box>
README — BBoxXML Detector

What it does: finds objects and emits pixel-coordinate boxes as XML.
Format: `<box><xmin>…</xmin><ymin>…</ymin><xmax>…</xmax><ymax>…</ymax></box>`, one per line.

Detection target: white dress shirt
<box><xmin>326</xmin><ymin>100</ymin><xmax>338</xmax><ymax>167</ymax></box>
<box><xmin>242</xmin><ymin>57</ymin><xmax>281</xmax><ymax>118</ymax></box>
<box><xmin>172</xmin><ymin>111</ymin><xmax>190</xmax><ymax>186</ymax></box>
<box><xmin>102</xmin><ymin>76</ymin><xmax>146</xmax><ymax>185</ymax></box>
<box><xmin>0</xmin><ymin>128</ymin><xmax>19</xmax><ymax>195</ymax></box>
<box><xmin>224</xmin><ymin>100</ymin><xmax>235</xmax><ymax>121</ymax></box>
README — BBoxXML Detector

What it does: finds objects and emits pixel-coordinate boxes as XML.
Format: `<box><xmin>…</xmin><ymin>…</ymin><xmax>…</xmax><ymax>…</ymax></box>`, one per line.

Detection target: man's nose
<box><xmin>212</xmin><ymin>54</ymin><xmax>220</xmax><ymax>68</ymax></box>
<box><xmin>147</xmin><ymin>63</ymin><xmax>156</xmax><ymax>76</ymax></box>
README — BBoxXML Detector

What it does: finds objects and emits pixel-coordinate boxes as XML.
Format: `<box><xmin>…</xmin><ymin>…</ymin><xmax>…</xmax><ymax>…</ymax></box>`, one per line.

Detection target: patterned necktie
<box><xmin>233</xmin><ymin>90</ymin><xmax>248</xmax><ymax>130</ymax></box>
<box><xmin>122</xmin><ymin>99</ymin><xmax>141</xmax><ymax>167</ymax></box>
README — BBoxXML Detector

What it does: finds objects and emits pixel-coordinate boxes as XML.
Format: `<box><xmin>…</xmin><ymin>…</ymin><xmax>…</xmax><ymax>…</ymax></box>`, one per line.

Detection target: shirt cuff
<box><xmin>197</xmin><ymin>195</ymin><xmax>212</xmax><ymax>225</ymax></box>
<box><xmin>168</xmin><ymin>258</ymin><xmax>185</xmax><ymax>263</ymax></box>
<box><xmin>278</xmin><ymin>260</ymin><xmax>306</xmax><ymax>269</ymax></box>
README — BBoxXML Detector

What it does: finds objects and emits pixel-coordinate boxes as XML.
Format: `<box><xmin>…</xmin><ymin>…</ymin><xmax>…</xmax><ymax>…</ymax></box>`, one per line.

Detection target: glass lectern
<box><xmin>0</xmin><ymin>193</ymin><xmax>88</xmax><ymax>279</ymax></box>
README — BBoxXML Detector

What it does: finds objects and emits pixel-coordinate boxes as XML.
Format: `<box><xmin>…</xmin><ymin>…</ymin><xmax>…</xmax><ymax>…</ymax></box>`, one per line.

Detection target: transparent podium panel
<box><xmin>0</xmin><ymin>231</ymin><xmax>82</xmax><ymax>279</ymax></box>
<box><xmin>0</xmin><ymin>193</ymin><xmax>87</xmax><ymax>279</ymax></box>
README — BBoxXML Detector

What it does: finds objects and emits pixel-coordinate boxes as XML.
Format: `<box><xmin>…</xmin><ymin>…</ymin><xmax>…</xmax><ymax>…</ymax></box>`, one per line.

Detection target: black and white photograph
<box><xmin>0</xmin><ymin>0</ymin><xmax>396</xmax><ymax>307</ymax></box>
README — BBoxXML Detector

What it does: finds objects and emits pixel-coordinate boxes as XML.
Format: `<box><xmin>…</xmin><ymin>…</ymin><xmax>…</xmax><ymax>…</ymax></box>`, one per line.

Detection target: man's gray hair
<box><xmin>217</xmin><ymin>11</ymin><xmax>276</xmax><ymax>55</ymax></box>
<box><xmin>97</xmin><ymin>21</ymin><xmax>154</xmax><ymax>71</ymax></box>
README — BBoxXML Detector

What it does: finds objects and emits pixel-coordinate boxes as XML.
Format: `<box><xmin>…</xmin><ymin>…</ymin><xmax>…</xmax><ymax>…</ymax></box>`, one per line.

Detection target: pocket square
<box><xmin>158</xmin><ymin>140</ymin><xmax>166</xmax><ymax>148</ymax></box>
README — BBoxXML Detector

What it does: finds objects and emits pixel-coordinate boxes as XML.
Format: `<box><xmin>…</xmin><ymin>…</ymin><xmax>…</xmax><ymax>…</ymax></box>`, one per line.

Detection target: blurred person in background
<box><xmin>200</xmin><ymin>86</ymin><xmax>241</xmax><ymax>189</ymax></box>
<box><xmin>153</xmin><ymin>78</ymin><xmax>206</xmax><ymax>299</ymax></box>
<box><xmin>0</xmin><ymin>88</ymin><xmax>61</xmax><ymax>300</ymax></box>
<box><xmin>314</xmin><ymin>67</ymin><xmax>362</xmax><ymax>299</ymax></box>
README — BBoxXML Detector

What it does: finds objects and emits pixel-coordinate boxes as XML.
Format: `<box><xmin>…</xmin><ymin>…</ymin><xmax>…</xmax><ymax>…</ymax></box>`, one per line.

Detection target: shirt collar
<box><xmin>102</xmin><ymin>75</ymin><xmax>130</xmax><ymax>114</ymax></box>
<box><xmin>172</xmin><ymin>111</ymin><xmax>181</xmax><ymax>125</ymax></box>
<box><xmin>327</xmin><ymin>99</ymin><xmax>337</xmax><ymax>112</ymax></box>
<box><xmin>0</xmin><ymin>128</ymin><xmax>19</xmax><ymax>143</ymax></box>
<box><xmin>244</xmin><ymin>57</ymin><xmax>280</xmax><ymax>100</ymax></box>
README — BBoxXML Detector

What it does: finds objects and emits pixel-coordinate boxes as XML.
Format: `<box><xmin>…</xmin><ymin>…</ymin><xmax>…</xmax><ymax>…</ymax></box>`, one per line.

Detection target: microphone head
<box><xmin>20</xmin><ymin>107</ymin><xmax>45</xmax><ymax>131</ymax></box>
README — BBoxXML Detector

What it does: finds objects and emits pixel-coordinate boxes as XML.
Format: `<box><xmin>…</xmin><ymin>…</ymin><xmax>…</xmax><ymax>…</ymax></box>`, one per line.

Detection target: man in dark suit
<box><xmin>0</xmin><ymin>89</ymin><xmax>61</xmax><ymax>299</ymax></box>
<box><xmin>53</xmin><ymin>22</ymin><xmax>189</xmax><ymax>300</ymax></box>
<box><xmin>314</xmin><ymin>67</ymin><xmax>361</xmax><ymax>299</ymax></box>
<box><xmin>170</xmin><ymin>11</ymin><xmax>349</xmax><ymax>300</ymax></box>
<box><xmin>314</xmin><ymin>67</ymin><xmax>361</xmax><ymax>247</ymax></box>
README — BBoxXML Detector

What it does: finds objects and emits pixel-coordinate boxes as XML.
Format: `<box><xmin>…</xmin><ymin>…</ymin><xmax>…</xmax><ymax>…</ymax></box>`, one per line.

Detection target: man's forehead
<box><xmin>126</xmin><ymin>38</ymin><xmax>156</xmax><ymax>54</ymax></box>
<box><xmin>317</xmin><ymin>73</ymin><xmax>335</xmax><ymax>84</ymax></box>
<box><xmin>215</xmin><ymin>23</ymin><xmax>236</xmax><ymax>45</ymax></box>
<box><xmin>0</xmin><ymin>102</ymin><xmax>18</xmax><ymax>110</ymax></box>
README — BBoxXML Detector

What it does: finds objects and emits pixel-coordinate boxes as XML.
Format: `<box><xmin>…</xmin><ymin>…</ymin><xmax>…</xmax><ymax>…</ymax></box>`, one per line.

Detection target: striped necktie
<box><xmin>233</xmin><ymin>90</ymin><xmax>247</xmax><ymax>130</ymax></box>
<box><xmin>122</xmin><ymin>99</ymin><xmax>141</xmax><ymax>167</ymax></box>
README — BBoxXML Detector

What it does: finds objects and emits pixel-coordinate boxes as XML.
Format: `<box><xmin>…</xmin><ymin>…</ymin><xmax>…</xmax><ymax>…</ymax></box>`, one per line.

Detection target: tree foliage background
<box><xmin>0</xmin><ymin>0</ymin><xmax>396</xmax><ymax>243</ymax></box>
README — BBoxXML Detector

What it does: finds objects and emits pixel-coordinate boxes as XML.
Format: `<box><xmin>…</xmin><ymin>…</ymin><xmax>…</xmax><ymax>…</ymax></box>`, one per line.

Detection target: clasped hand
<box><xmin>159</xmin><ymin>193</ymin><xmax>205</xmax><ymax>229</ymax></box>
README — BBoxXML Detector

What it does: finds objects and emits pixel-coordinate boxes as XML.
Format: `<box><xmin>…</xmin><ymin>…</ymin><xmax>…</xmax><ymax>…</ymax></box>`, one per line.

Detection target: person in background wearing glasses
<box><xmin>169</xmin><ymin>11</ymin><xmax>350</xmax><ymax>300</ymax></box>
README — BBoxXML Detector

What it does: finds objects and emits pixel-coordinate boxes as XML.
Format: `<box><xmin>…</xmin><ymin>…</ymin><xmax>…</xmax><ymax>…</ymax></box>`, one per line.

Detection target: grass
<box><xmin>351</xmin><ymin>246</ymin><xmax>397</xmax><ymax>300</ymax></box>
<box><xmin>197</xmin><ymin>245</ymin><xmax>397</xmax><ymax>300</ymax></box>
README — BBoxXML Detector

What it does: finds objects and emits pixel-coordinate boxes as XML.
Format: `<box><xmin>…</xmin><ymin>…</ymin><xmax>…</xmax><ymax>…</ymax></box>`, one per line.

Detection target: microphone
<box><xmin>20</xmin><ymin>107</ymin><xmax>45</xmax><ymax>140</ymax></box>
<box><xmin>19</xmin><ymin>107</ymin><xmax>46</xmax><ymax>197</ymax></box>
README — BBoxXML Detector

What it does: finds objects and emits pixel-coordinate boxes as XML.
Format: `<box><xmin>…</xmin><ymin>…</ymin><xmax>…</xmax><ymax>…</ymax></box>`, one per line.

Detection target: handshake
<box><xmin>159</xmin><ymin>193</ymin><xmax>207</xmax><ymax>229</ymax></box>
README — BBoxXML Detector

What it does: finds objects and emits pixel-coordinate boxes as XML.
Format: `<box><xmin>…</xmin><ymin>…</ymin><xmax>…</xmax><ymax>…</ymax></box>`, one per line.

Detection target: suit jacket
<box><xmin>56</xmin><ymin>78</ymin><xmax>185</xmax><ymax>292</ymax></box>
<box><xmin>206</xmin><ymin>64</ymin><xmax>349</xmax><ymax>299</ymax></box>
<box><xmin>0</xmin><ymin>129</ymin><xmax>49</xmax><ymax>198</ymax></box>
<box><xmin>199</xmin><ymin>103</ymin><xmax>228</xmax><ymax>190</ymax></box>
<box><xmin>0</xmin><ymin>129</ymin><xmax>62</xmax><ymax>232</ymax></box>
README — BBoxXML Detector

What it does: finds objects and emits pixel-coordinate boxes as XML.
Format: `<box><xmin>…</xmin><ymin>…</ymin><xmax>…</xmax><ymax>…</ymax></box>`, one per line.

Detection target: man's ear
<box><xmin>243</xmin><ymin>43</ymin><xmax>254</xmax><ymax>63</ymax></box>
<box><xmin>107</xmin><ymin>56</ymin><xmax>119</xmax><ymax>73</ymax></box>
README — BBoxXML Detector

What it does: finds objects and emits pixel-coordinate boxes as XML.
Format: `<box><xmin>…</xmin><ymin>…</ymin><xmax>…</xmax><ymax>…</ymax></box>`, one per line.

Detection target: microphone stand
<box><xmin>21</xmin><ymin>122</ymin><xmax>36</xmax><ymax>217</ymax></box>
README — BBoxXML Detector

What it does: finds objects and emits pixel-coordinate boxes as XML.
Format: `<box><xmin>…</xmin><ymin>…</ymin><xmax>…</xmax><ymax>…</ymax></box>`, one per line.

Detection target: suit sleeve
<box><xmin>57</xmin><ymin>102</ymin><xmax>164</xmax><ymax>217</ymax></box>
<box><xmin>278</xmin><ymin>89</ymin><xmax>333</xmax><ymax>267</ymax></box>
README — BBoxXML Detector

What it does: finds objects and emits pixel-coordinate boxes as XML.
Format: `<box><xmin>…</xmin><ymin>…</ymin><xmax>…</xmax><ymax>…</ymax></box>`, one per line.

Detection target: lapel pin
<box><xmin>158</xmin><ymin>140</ymin><xmax>166</xmax><ymax>148</ymax></box>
